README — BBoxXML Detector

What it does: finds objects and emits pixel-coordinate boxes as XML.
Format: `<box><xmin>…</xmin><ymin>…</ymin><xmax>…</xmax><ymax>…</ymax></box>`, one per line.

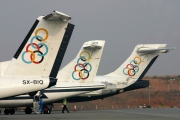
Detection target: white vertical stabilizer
<box><xmin>106</xmin><ymin>44</ymin><xmax>170</xmax><ymax>81</ymax></box>
<box><xmin>0</xmin><ymin>11</ymin><xmax>74</xmax><ymax>99</ymax></box>
<box><xmin>57</xmin><ymin>40</ymin><xmax>105</xmax><ymax>83</ymax></box>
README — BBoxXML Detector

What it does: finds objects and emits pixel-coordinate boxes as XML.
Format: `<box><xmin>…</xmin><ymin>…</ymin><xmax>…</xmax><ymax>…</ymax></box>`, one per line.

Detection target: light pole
<box><xmin>148</xmin><ymin>86</ymin><xmax>151</xmax><ymax>107</ymax></box>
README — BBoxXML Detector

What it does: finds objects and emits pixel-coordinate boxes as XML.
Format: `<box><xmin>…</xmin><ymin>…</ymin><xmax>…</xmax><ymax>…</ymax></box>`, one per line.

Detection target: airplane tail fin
<box><xmin>3</xmin><ymin>11</ymin><xmax>74</xmax><ymax>83</ymax></box>
<box><xmin>57</xmin><ymin>40</ymin><xmax>105</xmax><ymax>83</ymax></box>
<box><xmin>106</xmin><ymin>44</ymin><xmax>173</xmax><ymax>80</ymax></box>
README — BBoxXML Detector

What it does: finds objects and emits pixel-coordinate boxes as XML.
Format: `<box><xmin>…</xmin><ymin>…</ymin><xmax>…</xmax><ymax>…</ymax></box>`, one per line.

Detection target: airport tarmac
<box><xmin>0</xmin><ymin>108</ymin><xmax>180</xmax><ymax>120</ymax></box>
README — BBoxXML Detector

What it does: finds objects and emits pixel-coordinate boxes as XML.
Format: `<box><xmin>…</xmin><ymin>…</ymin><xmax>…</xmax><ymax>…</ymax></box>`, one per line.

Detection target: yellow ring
<box><xmin>134</xmin><ymin>56</ymin><xmax>142</xmax><ymax>65</ymax></box>
<box><xmin>27</xmin><ymin>50</ymin><xmax>35</xmax><ymax>62</ymax></box>
<box><xmin>35</xmin><ymin>28</ymin><xmax>48</xmax><ymax>41</ymax></box>
<box><xmin>80</xmin><ymin>51</ymin><xmax>91</xmax><ymax>61</ymax></box>
<box><xmin>75</xmin><ymin>70</ymin><xmax>84</xmax><ymax>79</ymax></box>
<box><xmin>78</xmin><ymin>70</ymin><xmax>84</xmax><ymax>79</ymax></box>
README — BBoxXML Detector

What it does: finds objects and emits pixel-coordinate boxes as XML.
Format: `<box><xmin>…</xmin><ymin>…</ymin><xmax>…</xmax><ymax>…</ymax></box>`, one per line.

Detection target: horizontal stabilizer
<box><xmin>43</xmin><ymin>11</ymin><xmax>71</xmax><ymax>21</ymax></box>
<box><xmin>137</xmin><ymin>47</ymin><xmax>175</xmax><ymax>54</ymax></box>
<box><xmin>83</xmin><ymin>41</ymin><xmax>102</xmax><ymax>49</ymax></box>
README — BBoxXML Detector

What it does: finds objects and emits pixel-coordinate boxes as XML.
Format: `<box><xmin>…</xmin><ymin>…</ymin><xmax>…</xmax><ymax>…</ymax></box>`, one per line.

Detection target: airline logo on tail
<box><xmin>22</xmin><ymin>28</ymin><xmax>49</xmax><ymax>64</ymax></box>
<box><xmin>72</xmin><ymin>51</ymin><xmax>92</xmax><ymax>80</ymax></box>
<box><xmin>123</xmin><ymin>56</ymin><xmax>142</xmax><ymax>76</ymax></box>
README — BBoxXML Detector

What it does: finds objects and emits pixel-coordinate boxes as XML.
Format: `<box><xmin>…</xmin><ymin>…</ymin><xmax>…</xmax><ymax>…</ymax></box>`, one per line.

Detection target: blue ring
<box><xmin>83</xmin><ymin>62</ymin><xmax>92</xmax><ymax>72</ymax></box>
<box><xmin>22</xmin><ymin>51</ymin><xmax>32</xmax><ymax>64</ymax></box>
<box><xmin>30</xmin><ymin>36</ymin><xmax>43</xmax><ymax>49</ymax></box>
<box><xmin>37</xmin><ymin>43</ymin><xmax>48</xmax><ymax>56</ymax></box>
<box><xmin>72</xmin><ymin>71</ymin><xmax>81</xmax><ymax>80</ymax></box>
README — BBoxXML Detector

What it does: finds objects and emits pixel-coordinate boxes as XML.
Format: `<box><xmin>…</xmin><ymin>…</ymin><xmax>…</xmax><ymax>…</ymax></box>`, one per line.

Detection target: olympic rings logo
<box><xmin>123</xmin><ymin>56</ymin><xmax>142</xmax><ymax>76</ymax></box>
<box><xmin>22</xmin><ymin>28</ymin><xmax>49</xmax><ymax>64</ymax></box>
<box><xmin>72</xmin><ymin>51</ymin><xmax>92</xmax><ymax>80</ymax></box>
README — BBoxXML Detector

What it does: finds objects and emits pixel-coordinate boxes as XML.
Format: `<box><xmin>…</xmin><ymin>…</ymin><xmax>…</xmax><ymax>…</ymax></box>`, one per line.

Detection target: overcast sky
<box><xmin>0</xmin><ymin>0</ymin><xmax>179</xmax><ymax>76</ymax></box>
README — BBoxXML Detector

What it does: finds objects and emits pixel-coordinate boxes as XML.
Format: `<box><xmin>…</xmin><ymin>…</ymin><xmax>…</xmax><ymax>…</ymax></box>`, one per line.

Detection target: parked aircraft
<box><xmin>0</xmin><ymin>11</ymin><xmax>75</xmax><ymax>99</ymax></box>
<box><xmin>0</xmin><ymin>40</ymin><xmax>106</xmax><ymax>114</ymax></box>
<box><xmin>0</xmin><ymin>43</ymin><xmax>173</xmax><ymax>114</ymax></box>
<box><xmin>66</xmin><ymin>44</ymin><xmax>174</xmax><ymax>102</ymax></box>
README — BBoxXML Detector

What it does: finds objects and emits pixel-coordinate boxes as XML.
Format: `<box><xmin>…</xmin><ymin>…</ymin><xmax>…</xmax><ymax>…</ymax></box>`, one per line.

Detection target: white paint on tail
<box><xmin>57</xmin><ymin>40</ymin><xmax>105</xmax><ymax>83</ymax></box>
<box><xmin>0</xmin><ymin>11</ymin><xmax>74</xmax><ymax>99</ymax></box>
